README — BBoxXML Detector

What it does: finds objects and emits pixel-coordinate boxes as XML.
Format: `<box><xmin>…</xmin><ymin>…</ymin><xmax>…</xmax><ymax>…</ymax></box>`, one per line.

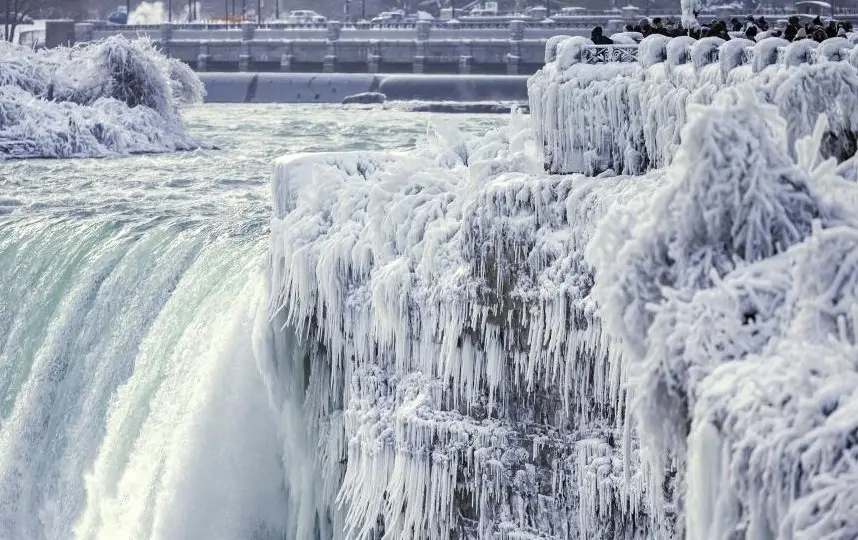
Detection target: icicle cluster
<box><xmin>267</xmin><ymin>112</ymin><xmax>671</xmax><ymax>539</ymax></box>
<box><xmin>529</xmin><ymin>34</ymin><xmax>858</xmax><ymax>175</ymax></box>
<box><xmin>0</xmin><ymin>36</ymin><xmax>204</xmax><ymax>159</ymax></box>
<box><xmin>589</xmin><ymin>89</ymin><xmax>858</xmax><ymax>538</ymax></box>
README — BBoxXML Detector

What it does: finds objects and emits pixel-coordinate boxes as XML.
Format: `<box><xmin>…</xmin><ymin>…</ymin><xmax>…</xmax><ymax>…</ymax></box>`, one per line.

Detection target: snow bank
<box><xmin>0</xmin><ymin>36</ymin><xmax>203</xmax><ymax>159</ymax></box>
<box><xmin>530</xmin><ymin>35</ymin><xmax>858</xmax><ymax>174</ymax></box>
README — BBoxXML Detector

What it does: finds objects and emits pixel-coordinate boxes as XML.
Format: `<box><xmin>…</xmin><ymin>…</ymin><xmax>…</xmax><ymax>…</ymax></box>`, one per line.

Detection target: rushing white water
<box><xmin>0</xmin><ymin>104</ymin><xmax>504</xmax><ymax>540</ymax></box>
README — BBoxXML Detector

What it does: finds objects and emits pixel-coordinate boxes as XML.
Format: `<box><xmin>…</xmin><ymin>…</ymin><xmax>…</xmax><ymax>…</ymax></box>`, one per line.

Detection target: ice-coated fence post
<box><xmin>509</xmin><ymin>19</ymin><xmax>524</xmax><ymax>41</ymax></box>
<box><xmin>239</xmin><ymin>41</ymin><xmax>252</xmax><ymax>71</ymax></box>
<box><xmin>324</xmin><ymin>21</ymin><xmax>341</xmax><ymax>72</ymax></box>
<box><xmin>458</xmin><ymin>39</ymin><xmax>473</xmax><ymax>74</ymax></box>
<box><xmin>506</xmin><ymin>48</ymin><xmax>521</xmax><ymax>74</ymax></box>
<box><xmin>367</xmin><ymin>40</ymin><xmax>381</xmax><ymax>73</ymax></box>
<box><xmin>414</xmin><ymin>36</ymin><xmax>426</xmax><ymax>73</ymax></box>
<box><xmin>196</xmin><ymin>43</ymin><xmax>210</xmax><ymax>71</ymax></box>
<box><xmin>280</xmin><ymin>40</ymin><xmax>294</xmax><ymax>72</ymax></box>
<box><xmin>327</xmin><ymin>21</ymin><xmax>342</xmax><ymax>41</ymax></box>
<box><xmin>241</xmin><ymin>21</ymin><xmax>255</xmax><ymax>41</ymax></box>
<box><xmin>507</xmin><ymin>19</ymin><xmax>524</xmax><ymax>75</ymax></box>
<box><xmin>416</xmin><ymin>20</ymin><xmax>431</xmax><ymax>41</ymax></box>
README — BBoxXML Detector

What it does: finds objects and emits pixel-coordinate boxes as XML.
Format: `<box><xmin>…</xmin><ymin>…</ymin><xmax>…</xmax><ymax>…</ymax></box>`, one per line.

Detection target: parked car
<box><xmin>469</xmin><ymin>2</ymin><xmax>498</xmax><ymax>16</ymax></box>
<box><xmin>285</xmin><ymin>10</ymin><xmax>326</xmax><ymax>24</ymax></box>
<box><xmin>371</xmin><ymin>10</ymin><xmax>406</xmax><ymax>24</ymax></box>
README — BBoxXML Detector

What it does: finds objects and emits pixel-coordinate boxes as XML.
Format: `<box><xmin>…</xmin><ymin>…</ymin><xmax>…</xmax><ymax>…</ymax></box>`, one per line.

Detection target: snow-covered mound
<box><xmin>265</xmin><ymin>79</ymin><xmax>858</xmax><ymax>538</ymax></box>
<box><xmin>0</xmin><ymin>36</ymin><xmax>204</xmax><ymax>159</ymax></box>
<box><xmin>530</xmin><ymin>35</ymin><xmax>858</xmax><ymax>174</ymax></box>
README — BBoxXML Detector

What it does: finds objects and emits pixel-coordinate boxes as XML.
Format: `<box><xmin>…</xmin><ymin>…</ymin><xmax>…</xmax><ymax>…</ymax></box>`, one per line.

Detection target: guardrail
<box><xmin>88</xmin><ymin>19</ymin><xmax>602</xmax><ymax>32</ymax></box>
<box><xmin>71</xmin><ymin>19</ymin><xmax>573</xmax><ymax>75</ymax></box>
<box><xmin>580</xmin><ymin>44</ymin><xmax>638</xmax><ymax>63</ymax></box>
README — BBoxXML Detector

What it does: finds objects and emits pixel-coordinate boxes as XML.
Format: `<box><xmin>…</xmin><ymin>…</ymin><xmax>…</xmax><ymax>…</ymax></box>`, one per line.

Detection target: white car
<box><xmin>285</xmin><ymin>10</ymin><xmax>327</xmax><ymax>24</ymax></box>
<box><xmin>371</xmin><ymin>11</ymin><xmax>405</xmax><ymax>24</ymax></box>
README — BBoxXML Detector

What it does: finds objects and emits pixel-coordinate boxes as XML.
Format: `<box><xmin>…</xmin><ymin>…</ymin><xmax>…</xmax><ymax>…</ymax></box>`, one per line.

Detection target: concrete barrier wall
<box><xmin>199</xmin><ymin>73</ymin><xmax>528</xmax><ymax>103</ymax></box>
<box><xmin>201</xmin><ymin>73</ymin><xmax>377</xmax><ymax>103</ymax></box>
<box><xmin>377</xmin><ymin>74</ymin><xmax>529</xmax><ymax>102</ymax></box>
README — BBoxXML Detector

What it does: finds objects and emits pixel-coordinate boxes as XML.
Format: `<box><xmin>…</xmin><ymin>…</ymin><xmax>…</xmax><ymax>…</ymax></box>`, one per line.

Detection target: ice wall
<box><xmin>529</xmin><ymin>35</ymin><xmax>858</xmax><ymax>175</ymax></box>
<box><xmin>0</xmin><ymin>36</ymin><xmax>204</xmax><ymax>159</ymax></box>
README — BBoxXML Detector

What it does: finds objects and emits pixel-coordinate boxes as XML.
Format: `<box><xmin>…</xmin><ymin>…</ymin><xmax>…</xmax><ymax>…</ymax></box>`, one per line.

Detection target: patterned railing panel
<box><xmin>580</xmin><ymin>44</ymin><xmax>638</xmax><ymax>63</ymax></box>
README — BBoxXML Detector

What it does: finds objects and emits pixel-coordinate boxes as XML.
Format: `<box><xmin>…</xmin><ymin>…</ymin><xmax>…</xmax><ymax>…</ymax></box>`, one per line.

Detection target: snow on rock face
<box><xmin>0</xmin><ymin>36</ymin><xmax>203</xmax><ymax>159</ymax></box>
<box><xmin>589</xmin><ymin>90</ymin><xmax>832</xmax><ymax>361</ymax></box>
<box><xmin>530</xmin><ymin>35</ymin><xmax>858</xmax><ymax>174</ymax></box>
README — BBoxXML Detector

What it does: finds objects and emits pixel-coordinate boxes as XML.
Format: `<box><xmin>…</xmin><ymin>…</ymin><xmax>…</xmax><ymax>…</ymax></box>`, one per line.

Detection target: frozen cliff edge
<box><xmin>0</xmin><ymin>36</ymin><xmax>204</xmax><ymax>159</ymax></box>
<box><xmin>264</xmin><ymin>65</ymin><xmax>858</xmax><ymax>540</ymax></box>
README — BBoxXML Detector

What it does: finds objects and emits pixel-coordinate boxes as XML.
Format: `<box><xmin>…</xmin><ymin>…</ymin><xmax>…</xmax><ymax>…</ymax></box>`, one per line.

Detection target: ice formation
<box><xmin>530</xmin><ymin>35</ymin><xmax>858</xmax><ymax>175</ymax></box>
<box><xmin>264</xmin><ymin>33</ymin><xmax>858</xmax><ymax>540</ymax></box>
<box><xmin>0</xmin><ymin>36</ymin><xmax>203</xmax><ymax>159</ymax></box>
<box><xmin>266</xmin><ymin>112</ymin><xmax>669</xmax><ymax>539</ymax></box>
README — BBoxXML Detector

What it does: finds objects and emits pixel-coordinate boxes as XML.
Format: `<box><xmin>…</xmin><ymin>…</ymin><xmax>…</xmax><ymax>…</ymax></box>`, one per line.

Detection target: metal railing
<box><xmin>574</xmin><ymin>40</ymin><xmax>852</xmax><ymax>66</ymax></box>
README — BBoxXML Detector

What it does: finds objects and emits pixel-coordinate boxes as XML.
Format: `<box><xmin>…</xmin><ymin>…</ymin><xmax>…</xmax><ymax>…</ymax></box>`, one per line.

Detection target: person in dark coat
<box><xmin>784</xmin><ymin>24</ymin><xmax>798</xmax><ymax>41</ymax></box>
<box><xmin>591</xmin><ymin>26</ymin><xmax>614</xmax><ymax>45</ymax></box>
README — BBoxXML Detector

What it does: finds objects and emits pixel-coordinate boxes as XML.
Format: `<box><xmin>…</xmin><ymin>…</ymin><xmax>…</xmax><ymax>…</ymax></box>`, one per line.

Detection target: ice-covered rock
<box><xmin>342</xmin><ymin>92</ymin><xmax>386</xmax><ymax>105</ymax></box>
<box><xmin>0</xmin><ymin>36</ymin><xmax>203</xmax><ymax>159</ymax></box>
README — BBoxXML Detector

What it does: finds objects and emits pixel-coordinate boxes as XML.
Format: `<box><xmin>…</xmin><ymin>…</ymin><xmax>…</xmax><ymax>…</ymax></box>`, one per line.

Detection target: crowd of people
<box><xmin>590</xmin><ymin>15</ymin><xmax>854</xmax><ymax>45</ymax></box>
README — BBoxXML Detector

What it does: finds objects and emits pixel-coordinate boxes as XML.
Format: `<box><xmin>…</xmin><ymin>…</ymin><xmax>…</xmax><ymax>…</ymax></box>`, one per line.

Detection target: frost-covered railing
<box><xmin>580</xmin><ymin>44</ymin><xmax>638</xmax><ymax>63</ymax></box>
<box><xmin>578</xmin><ymin>35</ymin><xmax>858</xmax><ymax>65</ymax></box>
<box><xmin>530</xmin><ymin>34</ymin><xmax>858</xmax><ymax>174</ymax></box>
